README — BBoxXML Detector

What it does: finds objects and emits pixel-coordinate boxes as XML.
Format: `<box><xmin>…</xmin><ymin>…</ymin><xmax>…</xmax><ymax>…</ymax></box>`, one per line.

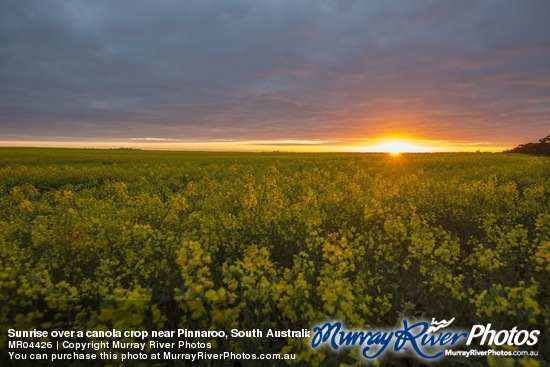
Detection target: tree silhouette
<box><xmin>504</xmin><ymin>135</ymin><xmax>550</xmax><ymax>155</ymax></box>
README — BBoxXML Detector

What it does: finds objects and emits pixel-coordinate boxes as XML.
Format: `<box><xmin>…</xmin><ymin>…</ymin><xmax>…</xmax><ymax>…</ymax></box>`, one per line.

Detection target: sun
<box><xmin>383</xmin><ymin>141</ymin><xmax>406</xmax><ymax>155</ymax></box>
<box><xmin>360</xmin><ymin>139</ymin><xmax>433</xmax><ymax>154</ymax></box>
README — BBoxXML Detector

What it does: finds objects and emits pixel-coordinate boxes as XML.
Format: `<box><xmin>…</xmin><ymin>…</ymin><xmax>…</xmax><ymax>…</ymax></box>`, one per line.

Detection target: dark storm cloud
<box><xmin>1</xmin><ymin>0</ymin><xmax>549</xmax><ymax>145</ymax></box>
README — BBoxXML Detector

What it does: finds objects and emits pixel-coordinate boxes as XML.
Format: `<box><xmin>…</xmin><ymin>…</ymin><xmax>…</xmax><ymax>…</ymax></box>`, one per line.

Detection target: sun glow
<box><xmin>360</xmin><ymin>139</ymin><xmax>434</xmax><ymax>154</ymax></box>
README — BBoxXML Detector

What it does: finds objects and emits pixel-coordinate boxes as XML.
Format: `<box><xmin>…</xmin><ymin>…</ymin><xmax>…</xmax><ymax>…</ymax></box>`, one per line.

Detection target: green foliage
<box><xmin>0</xmin><ymin>148</ymin><xmax>548</xmax><ymax>366</ymax></box>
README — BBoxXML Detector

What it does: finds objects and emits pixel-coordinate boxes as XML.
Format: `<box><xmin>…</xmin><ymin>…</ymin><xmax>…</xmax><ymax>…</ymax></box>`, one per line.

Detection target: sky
<box><xmin>1</xmin><ymin>0</ymin><xmax>549</xmax><ymax>152</ymax></box>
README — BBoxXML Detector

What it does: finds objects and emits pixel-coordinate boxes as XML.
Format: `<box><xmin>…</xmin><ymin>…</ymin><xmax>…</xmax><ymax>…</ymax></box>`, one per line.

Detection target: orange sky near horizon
<box><xmin>0</xmin><ymin>138</ymin><xmax>509</xmax><ymax>153</ymax></box>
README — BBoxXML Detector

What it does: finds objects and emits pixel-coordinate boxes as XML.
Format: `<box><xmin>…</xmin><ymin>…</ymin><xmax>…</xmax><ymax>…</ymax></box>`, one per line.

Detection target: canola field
<box><xmin>0</xmin><ymin>148</ymin><xmax>548</xmax><ymax>366</ymax></box>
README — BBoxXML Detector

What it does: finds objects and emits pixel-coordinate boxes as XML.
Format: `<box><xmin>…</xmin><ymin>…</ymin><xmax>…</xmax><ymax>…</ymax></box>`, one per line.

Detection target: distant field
<box><xmin>1</xmin><ymin>148</ymin><xmax>548</xmax><ymax>365</ymax></box>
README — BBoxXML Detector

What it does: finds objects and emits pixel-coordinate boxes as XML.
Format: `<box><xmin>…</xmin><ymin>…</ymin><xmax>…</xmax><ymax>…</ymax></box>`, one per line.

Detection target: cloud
<box><xmin>0</xmin><ymin>0</ymin><xmax>549</xmax><ymax>147</ymax></box>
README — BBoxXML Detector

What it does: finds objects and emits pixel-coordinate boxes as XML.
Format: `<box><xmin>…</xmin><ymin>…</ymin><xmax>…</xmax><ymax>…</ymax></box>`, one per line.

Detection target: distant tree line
<box><xmin>504</xmin><ymin>135</ymin><xmax>550</xmax><ymax>156</ymax></box>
